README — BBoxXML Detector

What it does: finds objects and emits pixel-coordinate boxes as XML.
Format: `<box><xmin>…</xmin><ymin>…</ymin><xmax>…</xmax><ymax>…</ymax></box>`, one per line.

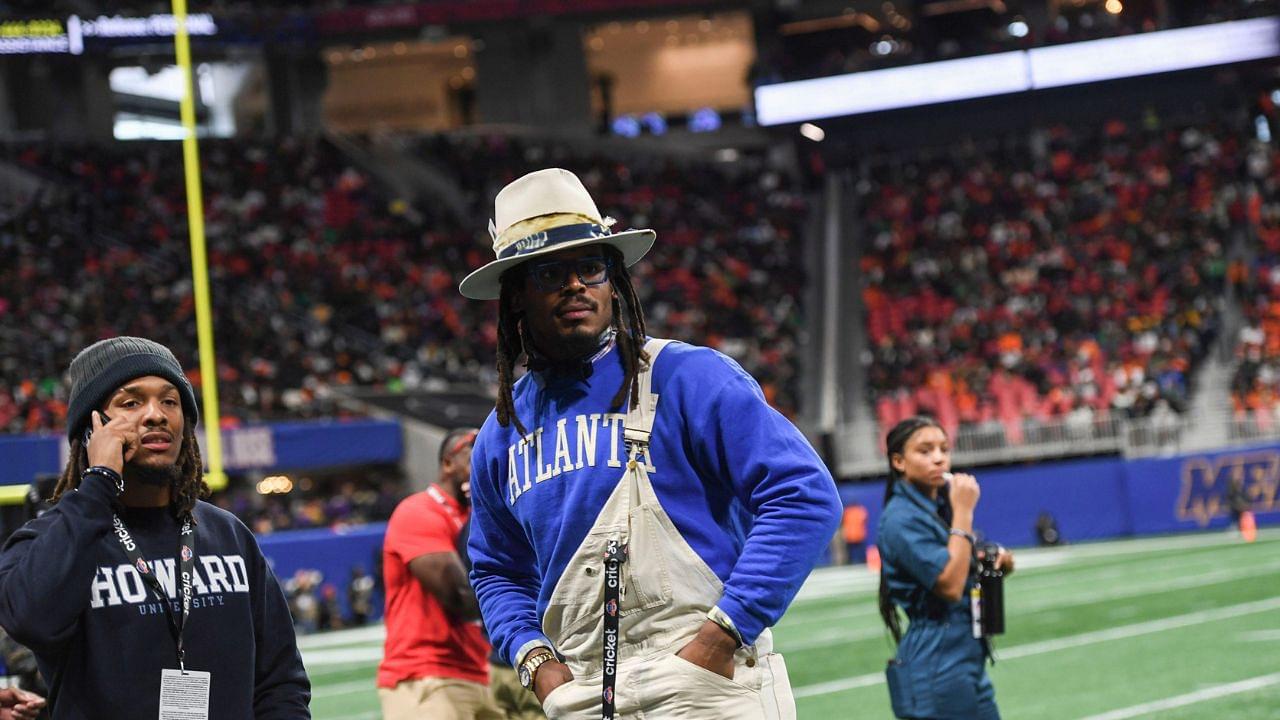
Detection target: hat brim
<box><xmin>459</xmin><ymin>228</ymin><xmax>656</xmax><ymax>300</ymax></box>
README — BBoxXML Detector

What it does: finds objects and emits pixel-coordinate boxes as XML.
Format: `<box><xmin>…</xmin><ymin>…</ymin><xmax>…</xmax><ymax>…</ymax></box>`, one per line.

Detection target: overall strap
<box><xmin>623</xmin><ymin>338</ymin><xmax>674</xmax><ymax>449</ymax></box>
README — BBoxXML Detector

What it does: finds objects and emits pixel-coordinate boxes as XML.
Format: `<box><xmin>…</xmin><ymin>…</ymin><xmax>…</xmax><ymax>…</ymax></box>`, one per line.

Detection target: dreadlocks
<box><xmin>495</xmin><ymin>246</ymin><xmax>649</xmax><ymax>437</ymax></box>
<box><xmin>52</xmin><ymin>423</ymin><xmax>210</xmax><ymax>520</ymax></box>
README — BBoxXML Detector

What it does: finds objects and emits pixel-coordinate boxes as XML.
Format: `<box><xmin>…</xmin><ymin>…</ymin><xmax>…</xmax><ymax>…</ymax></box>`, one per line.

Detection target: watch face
<box><xmin>519</xmin><ymin>665</ymin><xmax>532</xmax><ymax>688</ymax></box>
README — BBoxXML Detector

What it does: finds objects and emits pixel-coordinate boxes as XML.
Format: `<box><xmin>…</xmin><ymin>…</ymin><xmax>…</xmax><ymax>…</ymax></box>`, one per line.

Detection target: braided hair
<box><xmin>494</xmin><ymin>246</ymin><xmax>649</xmax><ymax>437</ymax></box>
<box><xmin>53</xmin><ymin>423</ymin><xmax>210</xmax><ymax>520</ymax></box>
<box><xmin>878</xmin><ymin>415</ymin><xmax>945</xmax><ymax>644</ymax></box>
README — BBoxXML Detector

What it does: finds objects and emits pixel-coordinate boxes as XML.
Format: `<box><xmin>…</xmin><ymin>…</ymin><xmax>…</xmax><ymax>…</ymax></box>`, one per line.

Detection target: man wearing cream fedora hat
<box><xmin>463</xmin><ymin>168</ymin><xmax>841</xmax><ymax>719</ymax></box>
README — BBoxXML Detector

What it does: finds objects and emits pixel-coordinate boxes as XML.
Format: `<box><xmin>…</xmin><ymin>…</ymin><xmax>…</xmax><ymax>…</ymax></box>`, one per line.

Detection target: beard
<box><xmin>557</xmin><ymin>328</ymin><xmax>606</xmax><ymax>359</ymax></box>
<box><xmin>448</xmin><ymin>475</ymin><xmax>471</xmax><ymax>508</ymax></box>
<box><xmin>126</xmin><ymin>461</ymin><xmax>181</xmax><ymax>488</ymax></box>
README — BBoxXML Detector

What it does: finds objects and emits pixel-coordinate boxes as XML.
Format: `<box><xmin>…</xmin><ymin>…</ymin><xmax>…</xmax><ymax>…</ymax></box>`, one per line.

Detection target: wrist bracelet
<box><xmin>83</xmin><ymin>466</ymin><xmax>124</xmax><ymax>495</ymax></box>
<box><xmin>949</xmin><ymin>528</ymin><xmax>977</xmax><ymax>546</ymax></box>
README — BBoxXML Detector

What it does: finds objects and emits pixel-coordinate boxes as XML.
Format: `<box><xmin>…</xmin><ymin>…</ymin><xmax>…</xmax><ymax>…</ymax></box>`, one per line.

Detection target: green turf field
<box><xmin>304</xmin><ymin>529</ymin><xmax>1280</xmax><ymax>719</ymax></box>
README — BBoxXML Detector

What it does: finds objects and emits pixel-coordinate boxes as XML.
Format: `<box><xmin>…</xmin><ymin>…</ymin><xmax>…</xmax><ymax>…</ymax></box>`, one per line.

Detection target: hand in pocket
<box><xmin>535</xmin><ymin>659</ymin><xmax>574</xmax><ymax>705</ymax></box>
<box><xmin>675</xmin><ymin>620</ymin><xmax>737</xmax><ymax>680</ymax></box>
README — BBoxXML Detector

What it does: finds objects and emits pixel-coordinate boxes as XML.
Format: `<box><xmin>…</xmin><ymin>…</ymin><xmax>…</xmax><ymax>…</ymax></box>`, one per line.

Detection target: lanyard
<box><xmin>111</xmin><ymin>513</ymin><xmax>196</xmax><ymax>671</ymax></box>
<box><xmin>601</xmin><ymin>537</ymin><xmax>626</xmax><ymax>720</ymax></box>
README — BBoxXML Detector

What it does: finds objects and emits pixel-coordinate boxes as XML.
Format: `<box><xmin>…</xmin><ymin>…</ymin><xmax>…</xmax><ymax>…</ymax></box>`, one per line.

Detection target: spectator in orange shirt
<box><xmin>843</xmin><ymin>503</ymin><xmax>869</xmax><ymax>564</ymax></box>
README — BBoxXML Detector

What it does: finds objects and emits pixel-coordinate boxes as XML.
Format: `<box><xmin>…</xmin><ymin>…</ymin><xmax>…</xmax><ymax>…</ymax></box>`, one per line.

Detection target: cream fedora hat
<box><xmin>458</xmin><ymin>168</ymin><xmax>656</xmax><ymax>300</ymax></box>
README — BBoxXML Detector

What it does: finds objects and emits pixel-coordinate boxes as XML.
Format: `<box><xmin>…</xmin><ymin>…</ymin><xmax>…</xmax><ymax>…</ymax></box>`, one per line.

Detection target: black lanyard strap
<box><xmin>601</xmin><ymin>538</ymin><xmax>627</xmax><ymax>720</ymax></box>
<box><xmin>111</xmin><ymin>513</ymin><xmax>196</xmax><ymax>671</ymax></box>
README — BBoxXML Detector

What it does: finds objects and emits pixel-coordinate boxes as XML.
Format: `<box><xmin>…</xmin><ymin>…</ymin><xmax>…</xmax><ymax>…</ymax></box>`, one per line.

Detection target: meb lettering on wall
<box><xmin>1176</xmin><ymin>450</ymin><xmax>1280</xmax><ymax>526</ymax></box>
<box><xmin>214</xmin><ymin>427</ymin><xmax>276</xmax><ymax>470</ymax></box>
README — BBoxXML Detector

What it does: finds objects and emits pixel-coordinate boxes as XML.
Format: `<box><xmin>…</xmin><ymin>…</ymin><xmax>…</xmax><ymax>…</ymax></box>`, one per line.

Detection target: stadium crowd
<box><xmin>1231</xmin><ymin>127</ymin><xmax>1280</xmax><ymax>428</ymax></box>
<box><xmin>0</xmin><ymin>134</ymin><xmax>810</xmax><ymax>434</ymax></box>
<box><xmin>860</xmin><ymin>114</ymin><xmax>1258</xmax><ymax>443</ymax></box>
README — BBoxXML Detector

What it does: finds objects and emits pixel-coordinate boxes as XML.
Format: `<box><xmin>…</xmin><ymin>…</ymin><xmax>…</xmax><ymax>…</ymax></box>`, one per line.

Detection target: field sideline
<box><xmin>304</xmin><ymin>529</ymin><xmax>1280</xmax><ymax>719</ymax></box>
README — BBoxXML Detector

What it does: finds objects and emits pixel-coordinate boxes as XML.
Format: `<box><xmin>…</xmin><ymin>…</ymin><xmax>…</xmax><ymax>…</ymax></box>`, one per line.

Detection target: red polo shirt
<box><xmin>378</xmin><ymin>487</ymin><xmax>490</xmax><ymax>687</ymax></box>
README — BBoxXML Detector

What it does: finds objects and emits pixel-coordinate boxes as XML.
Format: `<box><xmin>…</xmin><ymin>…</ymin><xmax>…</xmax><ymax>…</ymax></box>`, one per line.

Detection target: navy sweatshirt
<box><xmin>0</xmin><ymin>476</ymin><xmax>310</xmax><ymax>718</ymax></box>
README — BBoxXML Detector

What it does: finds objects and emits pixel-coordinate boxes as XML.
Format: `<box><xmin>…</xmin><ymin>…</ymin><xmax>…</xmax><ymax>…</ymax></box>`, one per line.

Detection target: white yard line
<box><xmin>1236</xmin><ymin>629</ymin><xmax>1280</xmax><ymax>642</ymax></box>
<box><xmin>784</xmin><ymin>550</ymin><xmax>1202</xmax><ymax>627</ymax></box>
<box><xmin>312</xmin><ymin>679</ymin><xmax>378</xmax><ymax>699</ymax></box>
<box><xmin>297</xmin><ymin>624</ymin><xmax>385</xmax><ymax>650</ymax></box>
<box><xmin>997</xmin><ymin>596</ymin><xmax>1280</xmax><ymax>659</ymax></box>
<box><xmin>306</xmin><ymin>661</ymin><xmax>378</xmax><ymax>678</ymax></box>
<box><xmin>302</xmin><ymin>646</ymin><xmax>385</xmax><ymax>667</ymax></box>
<box><xmin>791</xmin><ymin>530</ymin><xmax>1276</xmax><ymax>605</ymax></box>
<box><xmin>792</xmin><ymin>596</ymin><xmax>1280</xmax><ymax>698</ymax></box>
<box><xmin>780</xmin><ymin>559</ymin><xmax>1280</xmax><ymax>652</ymax></box>
<box><xmin>1076</xmin><ymin>672</ymin><xmax>1280</xmax><ymax>720</ymax></box>
<box><xmin>781</xmin><ymin>625</ymin><xmax>889</xmax><ymax>652</ymax></box>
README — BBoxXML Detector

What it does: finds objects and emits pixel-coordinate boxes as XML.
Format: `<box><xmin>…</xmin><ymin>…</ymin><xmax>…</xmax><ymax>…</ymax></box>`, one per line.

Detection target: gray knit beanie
<box><xmin>65</xmin><ymin>337</ymin><xmax>199</xmax><ymax>442</ymax></box>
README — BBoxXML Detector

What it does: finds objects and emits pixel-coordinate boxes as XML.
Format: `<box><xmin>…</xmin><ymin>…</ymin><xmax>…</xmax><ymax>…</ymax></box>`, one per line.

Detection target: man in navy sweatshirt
<box><xmin>0</xmin><ymin>337</ymin><xmax>310</xmax><ymax>718</ymax></box>
<box><xmin>458</xmin><ymin>169</ymin><xmax>842</xmax><ymax>719</ymax></box>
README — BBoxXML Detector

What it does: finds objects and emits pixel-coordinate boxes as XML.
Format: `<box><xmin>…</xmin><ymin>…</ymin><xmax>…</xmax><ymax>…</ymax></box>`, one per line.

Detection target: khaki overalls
<box><xmin>538</xmin><ymin>339</ymin><xmax>797</xmax><ymax>719</ymax></box>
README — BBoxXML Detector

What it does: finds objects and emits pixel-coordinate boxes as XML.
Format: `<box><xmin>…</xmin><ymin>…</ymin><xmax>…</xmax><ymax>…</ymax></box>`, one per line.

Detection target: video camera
<box><xmin>971</xmin><ymin>541</ymin><xmax>1005</xmax><ymax>638</ymax></box>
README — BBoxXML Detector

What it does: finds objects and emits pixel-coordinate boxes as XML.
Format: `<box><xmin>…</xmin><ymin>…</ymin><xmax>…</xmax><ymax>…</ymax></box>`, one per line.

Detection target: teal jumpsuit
<box><xmin>878</xmin><ymin>480</ymin><xmax>1000</xmax><ymax>720</ymax></box>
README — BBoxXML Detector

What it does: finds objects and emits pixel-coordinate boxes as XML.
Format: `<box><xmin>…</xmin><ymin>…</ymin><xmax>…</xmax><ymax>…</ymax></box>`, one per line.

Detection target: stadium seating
<box><xmin>0</xmin><ymin>135</ymin><xmax>810</xmax><ymax>432</ymax></box>
<box><xmin>1231</xmin><ymin>144</ymin><xmax>1280</xmax><ymax>429</ymax></box>
<box><xmin>859</xmin><ymin>116</ymin><xmax>1250</xmax><ymax>444</ymax></box>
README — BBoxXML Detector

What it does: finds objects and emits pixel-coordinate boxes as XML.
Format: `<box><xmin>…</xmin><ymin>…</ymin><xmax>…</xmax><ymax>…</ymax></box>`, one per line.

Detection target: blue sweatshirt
<box><xmin>0</xmin><ymin>476</ymin><xmax>310</xmax><ymax>718</ymax></box>
<box><xmin>467</xmin><ymin>340</ymin><xmax>841</xmax><ymax>666</ymax></box>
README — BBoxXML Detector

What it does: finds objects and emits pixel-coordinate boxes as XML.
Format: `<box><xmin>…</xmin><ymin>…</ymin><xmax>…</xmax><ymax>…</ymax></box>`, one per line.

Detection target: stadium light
<box><xmin>256</xmin><ymin>475</ymin><xmax>294</xmax><ymax>494</ymax></box>
<box><xmin>800</xmin><ymin>123</ymin><xmax>826</xmax><ymax>142</ymax></box>
<box><xmin>689</xmin><ymin>107</ymin><xmax>722</xmax><ymax>133</ymax></box>
<box><xmin>756</xmin><ymin>51</ymin><xmax>1027</xmax><ymax>125</ymax></box>
<box><xmin>1027</xmin><ymin>16</ymin><xmax>1280</xmax><ymax>89</ymax></box>
<box><xmin>611</xmin><ymin>115</ymin><xmax>642</xmax><ymax>138</ymax></box>
<box><xmin>755</xmin><ymin>17</ymin><xmax>1280</xmax><ymax>125</ymax></box>
<box><xmin>642</xmin><ymin>112</ymin><xmax>667</xmax><ymax>136</ymax></box>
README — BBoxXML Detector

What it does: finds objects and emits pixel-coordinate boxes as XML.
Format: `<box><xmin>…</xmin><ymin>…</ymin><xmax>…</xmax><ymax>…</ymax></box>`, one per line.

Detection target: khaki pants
<box><xmin>379</xmin><ymin>676</ymin><xmax>504</xmax><ymax>720</ymax></box>
<box><xmin>490</xmin><ymin>663</ymin><xmax>547</xmax><ymax>720</ymax></box>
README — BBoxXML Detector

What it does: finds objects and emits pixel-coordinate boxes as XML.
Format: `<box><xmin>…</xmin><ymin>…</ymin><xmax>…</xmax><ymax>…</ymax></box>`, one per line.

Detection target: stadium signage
<box><xmin>72</xmin><ymin>14</ymin><xmax>218</xmax><ymax>40</ymax></box>
<box><xmin>1177</xmin><ymin>450</ymin><xmax>1280</xmax><ymax>527</ymax></box>
<box><xmin>221</xmin><ymin>426</ymin><xmax>277</xmax><ymax>470</ymax></box>
<box><xmin>0</xmin><ymin>13</ymin><xmax>218</xmax><ymax>55</ymax></box>
<box><xmin>0</xmin><ymin>18</ymin><xmax>70</xmax><ymax>54</ymax></box>
<box><xmin>0</xmin><ymin>19</ymin><xmax>63</xmax><ymax>38</ymax></box>
<box><xmin>756</xmin><ymin>17</ymin><xmax>1280</xmax><ymax>125</ymax></box>
<box><xmin>317</xmin><ymin>0</ymin><xmax>726</xmax><ymax>34</ymax></box>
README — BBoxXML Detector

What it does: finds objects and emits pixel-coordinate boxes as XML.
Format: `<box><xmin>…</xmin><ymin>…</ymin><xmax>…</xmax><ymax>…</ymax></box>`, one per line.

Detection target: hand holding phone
<box><xmin>82</xmin><ymin>411</ymin><xmax>108</xmax><ymax>447</ymax></box>
<box><xmin>84</xmin><ymin>411</ymin><xmax>137</xmax><ymax>475</ymax></box>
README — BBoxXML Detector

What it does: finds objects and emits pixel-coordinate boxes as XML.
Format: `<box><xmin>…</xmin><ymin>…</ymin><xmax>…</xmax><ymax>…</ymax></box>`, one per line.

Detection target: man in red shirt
<box><xmin>378</xmin><ymin>427</ymin><xmax>501</xmax><ymax>719</ymax></box>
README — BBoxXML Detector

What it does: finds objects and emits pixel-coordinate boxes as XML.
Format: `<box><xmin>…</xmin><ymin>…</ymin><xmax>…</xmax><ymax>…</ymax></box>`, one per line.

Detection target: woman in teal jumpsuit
<box><xmin>877</xmin><ymin>416</ymin><xmax>1014</xmax><ymax>719</ymax></box>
